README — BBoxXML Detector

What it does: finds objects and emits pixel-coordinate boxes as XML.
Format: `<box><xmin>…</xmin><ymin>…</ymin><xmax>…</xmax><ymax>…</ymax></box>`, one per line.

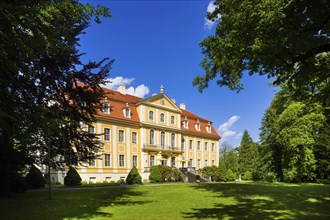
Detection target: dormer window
<box><xmin>123</xmin><ymin>103</ymin><xmax>131</xmax><ymax>118</ymax></box>
<box><xmin>195</xmin><ymin>119</ymin><xmax>200</xmax><ymax>131</ymax></box>
<box><xmin>206</xmin><ymin>122</ymin><xmax>212</xmax><ymax>133</ymax></box>
<box><xmin>183</xmin><ymin>116</ymin><xmax>188</xmax><ymax>129</ymax></box>
<box><xmin>102</xmin><ymin>97</ymin><xmax>110</xmax><ymax>114</ymax></box>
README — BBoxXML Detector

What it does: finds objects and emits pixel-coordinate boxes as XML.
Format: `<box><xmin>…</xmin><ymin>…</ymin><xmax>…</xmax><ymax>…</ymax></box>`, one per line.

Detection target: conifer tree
<box><xmin>238</xmin><ymin>130</ymin><xmax>257</xmax><ymax>175</ymax></box>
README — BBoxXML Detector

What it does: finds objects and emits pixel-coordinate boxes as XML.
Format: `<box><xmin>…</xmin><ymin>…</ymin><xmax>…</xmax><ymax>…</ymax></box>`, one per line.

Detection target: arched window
<box><xmin>171</xmin><ymin>116</ymin><xmax>175</xmax><ymax>124</ymax></box>
<box><xmin>150</xmin><ymin>130</ymin><xmax>155</xmax><ymax>145</ymax></box>
<box><xmin>160</xmin><ymin>113</ymin><xmax>165</xmax><ymax>122</ymax></box>
<box><xmin>161</xmin><ymin>131</ymin><xmax>165</xmax><ymax>147</ymax></box>
<box><xmin>171</xmin><ymin>133</ymin><xmax>175</xmax><ymax>147</ymax></box>
<box><xmin>149</xmin><ymin>111</ymin><xmax>154</xmax><ymax>120</ymax></box>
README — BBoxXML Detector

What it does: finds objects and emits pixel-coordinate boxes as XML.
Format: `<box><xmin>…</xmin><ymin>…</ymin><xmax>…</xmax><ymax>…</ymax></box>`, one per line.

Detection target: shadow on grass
<box><xmin>0</xmin><ymin>185</ymin><xmax>150</xmax><ymax>220</ymax></box>
<box><xmin>182</xmin><ymin>182</ymin><xmax>330</xmax><ymax>219</ymax></box>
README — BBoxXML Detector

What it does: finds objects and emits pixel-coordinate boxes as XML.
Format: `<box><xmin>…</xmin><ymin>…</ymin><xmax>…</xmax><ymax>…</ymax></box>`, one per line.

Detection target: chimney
<box><xmin>180</xmin><ymin>103</ymin><xmax>186</xmax><ymax>110</ymax></box>
<box><xmin>118</xmin><ymin>84</ymin><xmax>126</xmax><ymax>94</ymax></box>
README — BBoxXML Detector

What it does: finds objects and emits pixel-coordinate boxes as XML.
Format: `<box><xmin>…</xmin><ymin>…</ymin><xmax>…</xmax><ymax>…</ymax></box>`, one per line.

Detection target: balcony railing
<box><xmin>142</xmin><ymin>144</ymin><xmax>184</xmax><ymax>153</ymax></box>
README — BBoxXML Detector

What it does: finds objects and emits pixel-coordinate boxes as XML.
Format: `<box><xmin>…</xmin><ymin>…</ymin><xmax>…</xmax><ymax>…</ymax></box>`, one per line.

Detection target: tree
<box><xmin>64</xmin><ymin>166</ymin><xmax>82</xmax><ymax>186</ymax></box>
<box><xmin>238</xmin><ymin>130</ymin><xmax>257</xmax><ymax>175</ymax></box>
<box><xmin>259</xmin><ymin>90</ymin><xmax>326</xmax><ymax>182</ymax></box>
<box><xmin>126</xmin><ymin>166</ymin><xmax>142</xmax><ymax>185</ymax></box>
<box><xmin>226</xmin><ymin>169</ymin><xmax>236</xmax><ymax>181</ymax></box>
<box><xmin>193</xmin><ymin>0</ymin><xmax>330</xmax><ymax>92</ymax></box>
<box><xmin>26</xmin><ymin>165</ymin><xmax>46</xmax><ymax>188</ymax></box>
<box><xmin>218</xmin><ymin>160</ymin><xmax>227</xmax><ymax>181</ymax></box>
<box><xmin>0</xmin><ymin>0</ymin><xmax>111</xmax><ymax>195</ymax></box>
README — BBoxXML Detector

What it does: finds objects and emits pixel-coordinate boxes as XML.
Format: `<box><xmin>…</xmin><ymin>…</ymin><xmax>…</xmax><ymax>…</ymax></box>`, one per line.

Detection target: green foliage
<box><xmin>26</xmin><ymin>165</ymin><xmax>46</xmax><ymax>188</ymax></box>
<box><xmin>218</xmin><ymin>160</ymin><xmax>227</xmax><ymax>181</ymax></box>
<box><xmin>195</xmin><ymin>175</ymin><xmax>200</xmax><ymax>181</ymax></box>
<box><xmin>226</xmin><ymin>169</ymin><xmax>236</xmax><ymax>181</ymax></box>
<box><xmin>198</xmin><ymin>165</ymin><xmax>221</xmax><ymax>182</ymax></box>
<box><xmin>194</xmin><ymin>0</ymin><xmax>329</xmax><ymax>93</ymax></box>
<box><xmin>238</xmin><ymin>130</ymin><xmax>258</xmax><ymax>175</ymax></box>
<box><xmin>243</xmin><ymin>171</ymin><xmax>252</xmax><ymax>181</ymax></box>
<box><xmin>265</xmin><ymin>172</ymin><xmax>277</xmax><ymax>183</ymax></box>
<box><xmin>9</xmin><ymin>174</ymin><xmax>28</xmax><ymax>194</ymax></box>
<box><xmin>64</xmin><ymin>166</ymin><xmax>82</xmax><ymax>186</ymax></box>
<box><xmin>149</xmin><ymin>166</ymin><xmax>164</xmax><ymax>183</ymax></box>
<box><xmin>0</xmin><ymin>0</ymin><xmax>111</xmax><ymax>195</ymax></box>
<box><xmin>126</xmin><ymin>166</ymin><xmax>142</xmax><ymax>185</ymax></box>
<box><xmin>149</xmin><ymin>165</ymin><xmax>183</xmax><ymax>183</ymax></box>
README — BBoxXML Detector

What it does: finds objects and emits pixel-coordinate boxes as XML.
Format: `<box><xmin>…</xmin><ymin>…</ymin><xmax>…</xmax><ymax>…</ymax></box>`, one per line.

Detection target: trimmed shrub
<box><xmin>26</xmin><ymin>165</ymin><xmax>46</xmax><ymax>188</ymax></box>
<box><xmin>226</xmin><ymin>169</ymin><xmax>236</xmax><ymax>181</ymax></box>
<box><xmin>64</xmin><ymin>166</ymin><xmax>82</xmax><ymax>186</ymax></box>
<box><xmin>149</xmin><ymin>166</ymin><xmax>164</xmax><ymax>183</ymax></box>
<box><xmin>243</xmin><ymin>171</ymin><xmax>252</xmax><ymax>180</ymax></box>
<box><xmin>265</xmin><ymin>172</ymin><xmax>277</xmax><ymax>183</ymax></box>
<box><xmin>198</xmin><ymin>165</ymin><xmax>221</xmax><ymax>182</ymax></box>
<box><xmin>9</xmin><ymin>174</ymin><xmax>28</xmax><ymax>193</ymax></box>
<box><xmin>126</xmin><ymin>166</ymin><xmax>142</xmax><ymax>184</ymax></box>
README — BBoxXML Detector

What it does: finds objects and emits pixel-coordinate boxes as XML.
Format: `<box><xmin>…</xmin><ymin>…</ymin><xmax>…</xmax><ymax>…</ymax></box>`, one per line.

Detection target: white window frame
<box><xmin>205</xmin><ymin>142</ymin><xmax>208</xmax><ymax>151</ymax></box>
<box><xmin>149</xmin><ymin>111</ymin><xmax>154</xmax><ymax>120</ymax></box>
<box><xmin>197</xmin><ymin>141</ymin><xmax>201</xmax><ymax>150</ymax></box>
<box><xmin>132</xmin><ymin>131</ymin><xmax>137</xmax><ymax>144</ymax></box>
<box><xmin>104</xmin><ymin>128</ymin><xmax>110</xmax><ymax>141</ymax></box>
<box><xmin>88</xmin><ymin>125</ymin><xmax>95</xmax><ymax>134</ymax></box>
<box><xmin>150</xmin><ymin>155</ymin><xmax>155</xmax><ymax>167</ymax></box>
<box><xmin>102</xmin><ymin>103</ymin><xmax>110</xmax><ymax>114</ymax></box>
<box><xmin>171</xmin><ymin>116</ymin><xmax>175</xmax><ymax>124</ymax></box>
<box><xmin>119</xmin><ymin>155</ymin><xmax>125</xmax><ymax>167</ymax></box>
<box><xmin>171</xmin><ymin>133</ymin><xmax>175</xmax><ymax>147</ymax></box>
<box><xmin>212</xmin><ymin>143</ymin><xmax>215</xmax><ymax>152</ymax></box>
<box><xmin>149</xmin><ymin>130</ymin><xmax>155</xmax><ymax>145</ymax></box>
<box><xmin>105</xmin><ymin>154</ymin><xmax>111</xmax><ymax>167</ymax></box>
<box><xmin>161</xmin><ymin>131</ymin><xmax>165</xmax><ymax>147</ymax></box>
<box><xmin>119</xmin><ymin>130</ymin><xmax>124</xmax><ymax>143</ymax></box>
<box><xmin>160</xmin><ymin>113</ymin><xmax>165</xmax><ymax>122</ymax></box>
<box><xmin>132</xmin><ymin>155</ymin><xmax>138</xmax><ymax>167</ymax></box>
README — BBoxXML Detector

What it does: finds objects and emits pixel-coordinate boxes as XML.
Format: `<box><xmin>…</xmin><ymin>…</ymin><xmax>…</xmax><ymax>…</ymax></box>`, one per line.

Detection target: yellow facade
<box><xmin>77</xmin><ymin>88</ymin><xmax>220</xmax><ymax>182</ymax></box>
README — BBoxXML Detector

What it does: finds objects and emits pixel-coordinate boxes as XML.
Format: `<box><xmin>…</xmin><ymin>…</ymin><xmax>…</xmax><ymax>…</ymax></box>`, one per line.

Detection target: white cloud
<box><xmin>102</xmin><ymin>76</ymin><xmax>150</xmax><ymax>98</ymax></box>
<box><xmin>204</xmin><ymin>1</ymin><xmax>216</xmax><ymax>29</ymax></box>
<box><xmin>126</xmin><ymin>84</ymin><xmax>150</xmax><ymax>98</ymax></box>
<box><xmin>217</xmin><ymin>116</ymin><xmax>242</xmax><ymax>141</ymax></box>
<box><xmin>204</xmin><ymin>1</ymin><xmax>221</xmax><ymax>30</ymax></box>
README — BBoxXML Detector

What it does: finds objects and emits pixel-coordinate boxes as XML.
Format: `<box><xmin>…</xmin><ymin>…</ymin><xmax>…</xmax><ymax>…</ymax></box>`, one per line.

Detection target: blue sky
<box><xmin>79</xmin><ymin>0</ymin><xmax>278</xmax><ymax>147</ymax></box>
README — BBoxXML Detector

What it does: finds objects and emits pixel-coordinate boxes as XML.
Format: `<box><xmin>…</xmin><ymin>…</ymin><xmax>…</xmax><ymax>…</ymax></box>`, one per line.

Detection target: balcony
<box><xmin>142</xmin><ymin>143</ymin><xmax>184</xmax><ymax>154</ymax></box>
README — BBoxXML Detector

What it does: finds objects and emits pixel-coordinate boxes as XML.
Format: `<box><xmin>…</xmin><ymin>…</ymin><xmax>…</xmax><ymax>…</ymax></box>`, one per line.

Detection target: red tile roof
<box><xmin>77</xmin><ymin>83</ymin><xmax>220</xmax><ymax>139</ymax></box>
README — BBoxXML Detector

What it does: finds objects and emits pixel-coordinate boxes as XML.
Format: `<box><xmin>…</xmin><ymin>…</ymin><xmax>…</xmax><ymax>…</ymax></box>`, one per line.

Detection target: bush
<box><xmin>126</xmin><ymin>166</ymin><xmax>142</xmax><ymax>184</ymax></box>
<box><xmin>243</xmin><ymin>171</ymin><xmax>252</xmax><ymax>180</ymax></box>
<box><xmin>64</xmin><ymin>166</ymin><xmax>82</xmax><ymax>186</ymax></box>
<box><xmin>149</xmin><ymin>166</ymin><xmax>164</xmax><ymax>183</ymax></box>
<box><xmin>265</xmin><ymin>172</ymin><xmax>277</xmax><ymax>183</ymax></box>
<box><xmin>9</xmin><ymin>174</ymin><xmax>28</xmax><ymax>193</ymax></box>
<box><xmin>198</xmin><ymin>166</ymin><xmax>221</xmax><ymax>182</ymax></box>
<box><xmin>26</xmin><ymin>165</ymin><xmax>46</xmax><ymax>188</ymax></box>
<box><xmin>226</xmin><ymin>169</ymin><xmax>236</xmax><ymax>181</ymax></box>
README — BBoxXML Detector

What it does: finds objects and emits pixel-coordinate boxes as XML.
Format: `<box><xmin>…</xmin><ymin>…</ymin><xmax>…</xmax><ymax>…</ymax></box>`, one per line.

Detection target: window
<box><xmin>102</xmin><ymin>103</ymin><xmax>110</xmax><ymax>114</ymax></box>
<box><xmin>88</xmin><ymin>125</ymin><xmax>95</xmax><ymax>134</ymax></box>
<box><xmin>132</xmin><ymin>155</ymin><xmax>138</xmax><ymax>167</ymax></box>
<box><xmin>161</xmin><ymin>131</ymin><xmax>165</xmax><ymax>147</ymax></box>
<box><xmin>89</xmin><ymin>158</ymin><xmax>95</xmax><ymax>167</ymax></box>
<box><xmin>160</xmin><ymin>113</ymin><xmax>165</xmax><ymax>122</ymax></box>
<box><xmin>183</xmin><ymin>120</ymin><xmax>188</xmax><ymax>129</ymax></box>
<box><xmin>149</xmin><ymin>130</ymin><xmax>155</xmax><ymax>145</ymax></box>
<box><xmin>150</xmin><ymin>155</ymin><xmax>155</xmax><ymax>167</ymax></box>
<box><xmin>171</xmin><ymin>133</ymin><xmax>175</xmax><ymax>147</ymax></box>
<box><xmin>212</xmin><ymin>160</ymin><xmax>215</xmax><ymax>166</ymax></box>
<box><xmin>132</xmin><ymin>132</ymin><xmax>137</xmax><ymax>144</ymax></box>
<box><xmin>105</xmin><ymin>154</ymin><xmax>111</xmax><ymax>167</ymax></box>
<box><xmin>124</xmin><ymin>108</ymin><xmax>130</xmax><ymax>118</ymax></box>
<box><xmin>189</xmin><ymin>159</ymin><xmax>193</xmax><ymax>167</ymax></box>
<box><xmin>195</xmin><ymin>122</ymin><xmax>200</xmax><ymax>131</ymax></box>
<box><xmin>181</xmin><ymin>139</ymin><xmax>185</xmax><ymax>150</ymax></box>
<box><xmin>205</xmin><ymin>160</ymin><xmax>208</xmax><ymax>167</ymax></box>
<box><xmin>189</xmin><ymin>140</ymin><xmax>193</xmax><ymax>150</ymax></box>
<box><xmin>104</xmin><ymin>128</ymin><xmax>110</xmax><ymax>141</ymax></box>
<box><xmin>171</xmin><ymin>157</ymin><xmax>175</xmax><ymax>167</ymax></box>
<box><xmin>149</xmin><ymin>111</ymin><xmax>154</xmax><ymax>120</ymax></box>
<box><xmin>205</xmin><ymin>142</ymin><xmax>208</xmax><ymax>151</ymax></box>
<box><xmin>119</xmin><ymin>130</ymin><xmax>124</xmax><ymax>142</ymax></box>
<box><xmin>171</xmin><ymin>116</ymin><xmax>175</xmax><ymax>124</ymax></box>
<box><xmin>197</xmin><ymin>159</ymin><xmax>201</xmax><ymax>169</ymax></box>
<box><xmin>119</xmin><ymin>155</ymin><xmax>125</xmax><ymax>167</ymax></box>
<box><xmin>212</xmin><ymin>143</ymin><xmax>215</xmax><ymax>152</ymax></box>
<box><xmin>206</xmin><ymin>123</ymin><xmax>211</xmax><ymax>133</ymax></box>
<box><xmin>197</xmin><ymin>141</ymin><xmax>201</xmax><ymax>150</ymax></box>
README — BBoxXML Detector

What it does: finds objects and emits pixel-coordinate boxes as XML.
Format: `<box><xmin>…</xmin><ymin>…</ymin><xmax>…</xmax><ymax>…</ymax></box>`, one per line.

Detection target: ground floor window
<box><xmin>150</xmin><ymin>155</ymin><xmax>155</xmax><ymax>167</ymax></box>
<box><xmin>161</xmin><ymin>159</ymin><xmax>167</xmax><ymax>166</ymax></box>
<box><xmin>105</xmin><ymin>154</ymin><xmax>111</xmax><ymax>167</ymax></box>
<box><xmin>171</xmin><ymin>157</ymin><xmax>175</xmax><ymax>167</ymax></box>
<box><xmin>119</xmin><ymin>155</ymin><xmax>125</xmax><ymax>167</ymax></box>
<box><xmin>188</xmin><ymin>159</ymin><xmax>193</xmax><ymax>167</ymax></box>
<box><xmin>132</xmin><ymin>155</ymin><xmax>138</xmax><ymax>167</ymax></box>
<box><xmin>197</xmin><ymin>159</ymin><xmax>201</xmax><ymax>169</ymax></box>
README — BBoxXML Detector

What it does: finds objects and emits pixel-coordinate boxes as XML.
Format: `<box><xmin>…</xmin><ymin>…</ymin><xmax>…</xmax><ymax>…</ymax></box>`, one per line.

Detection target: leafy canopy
<box><xmin>194</xmin><ymin>0</ymin><xmax>330</xmax><ymax>92</ymax></box>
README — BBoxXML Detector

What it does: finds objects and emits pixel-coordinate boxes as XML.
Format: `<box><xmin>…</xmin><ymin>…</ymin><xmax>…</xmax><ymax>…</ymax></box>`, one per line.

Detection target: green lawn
<box><xmin>0</xmin><ymin>182</ymin><xmax>329</xmax><ymax>219</ymax></box>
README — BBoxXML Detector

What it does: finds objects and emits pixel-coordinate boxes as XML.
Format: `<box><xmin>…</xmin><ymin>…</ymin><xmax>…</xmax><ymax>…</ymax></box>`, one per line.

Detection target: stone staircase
<box><xmin>180</xmin><ymin>167</ymin><xmax>211</xmax><ymax>183</ymax></box>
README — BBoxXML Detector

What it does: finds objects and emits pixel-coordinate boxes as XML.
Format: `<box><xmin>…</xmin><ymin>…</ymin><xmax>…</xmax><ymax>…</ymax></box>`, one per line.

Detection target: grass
<box><xmin>0</xmin><ymin>182</ymin><xmax>329</xmax><ymax>219</ymax></box>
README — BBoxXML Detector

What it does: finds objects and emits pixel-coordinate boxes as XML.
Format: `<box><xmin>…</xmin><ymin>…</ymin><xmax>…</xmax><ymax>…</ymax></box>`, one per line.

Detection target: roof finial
<box><xmin>160</xmin><ymin>85</ymin><xmax>164</xmax><ymax>93</ymax></box>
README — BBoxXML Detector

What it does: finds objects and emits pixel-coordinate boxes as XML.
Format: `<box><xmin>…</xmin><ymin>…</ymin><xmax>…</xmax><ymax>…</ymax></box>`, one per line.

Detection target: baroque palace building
<box><xmin>76</xmin><ymin>84</ymin><xmax>220</xmax><ymax>183</ymax></box>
